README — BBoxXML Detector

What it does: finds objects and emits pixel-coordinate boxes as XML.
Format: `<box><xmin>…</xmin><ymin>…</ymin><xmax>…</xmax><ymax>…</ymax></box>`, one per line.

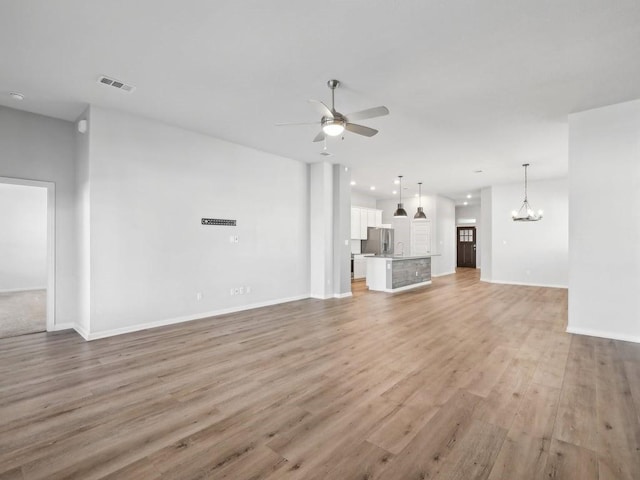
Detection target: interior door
<box><xmin>457</xmin><ymin>227</ymin><xmax>476</xmax><ymax>268</ymax></box>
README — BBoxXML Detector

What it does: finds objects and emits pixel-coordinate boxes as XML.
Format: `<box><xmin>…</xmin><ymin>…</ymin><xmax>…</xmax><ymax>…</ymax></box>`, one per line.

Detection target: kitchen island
<box><xmin>366</xmin><ymin>255</ymin><xmax>433</xmax><ymax>292</ymax></box>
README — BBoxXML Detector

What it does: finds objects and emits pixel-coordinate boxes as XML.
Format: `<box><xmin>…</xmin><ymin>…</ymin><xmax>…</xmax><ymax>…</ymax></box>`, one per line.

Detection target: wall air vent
<box><xmin>98</xmin><ymin>76</ymin><xmax>136</xmax><ymax>93</ymax></box>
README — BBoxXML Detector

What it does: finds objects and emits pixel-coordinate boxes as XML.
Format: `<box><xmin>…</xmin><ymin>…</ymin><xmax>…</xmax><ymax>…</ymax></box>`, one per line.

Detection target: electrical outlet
<box><xmin>230</xmin><ymin>288</ymin><xmax>235</xmax><ymax>296</ymax></box>
<box><xmin>196</xmin><ymin>292</ymin><xmax>202</xmax><ymax>301</ymax></box>
<box><xmin>239</xmin><ymin>286</ymin><xmax>244</xmax><ymax>295</ymax></box>
<box><xmin>246</xmin><ymin>286</ymin><xmax>251</xmax><ymax>294</ymax></box>
<box><xmin>229</xmin><ymin>235</ymin><xmax>235</xmax><ymax>244</ymax></box>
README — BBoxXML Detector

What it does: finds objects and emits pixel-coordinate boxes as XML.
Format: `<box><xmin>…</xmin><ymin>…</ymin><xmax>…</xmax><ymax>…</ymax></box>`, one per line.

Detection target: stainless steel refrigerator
<box><xmin>362</xmin><ymin>227</ymin><xmax>394</xmax><ymax>255</ymax></box>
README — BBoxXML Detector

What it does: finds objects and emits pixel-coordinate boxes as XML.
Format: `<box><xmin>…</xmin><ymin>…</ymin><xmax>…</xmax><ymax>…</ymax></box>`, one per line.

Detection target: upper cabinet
<box><xmin>351</xmin><ymin>207</ymin><xmax>383</xmax><ymax>240</ymax></box>
<box><xmin>350</xmin><ymin>208</ymin><xmax>361</xmax><ymax>239</ymax></box>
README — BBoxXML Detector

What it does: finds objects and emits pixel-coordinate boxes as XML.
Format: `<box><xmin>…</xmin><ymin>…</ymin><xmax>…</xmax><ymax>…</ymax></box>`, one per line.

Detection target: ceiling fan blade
<box><xmin>313</xmin><ymin>131</ymin><xmax>325</xmax><ymax>142</ymax></box>
<box><xmin>345</xmin><ymin>123</ymin><xmax>378</xmax><ymax>137</ymax></box>
<box><xmin>275</xmin><ymin>121</ymin><xmax>319</xmax><ymax>126</ymax></box>
<box><xmin>345</xmin><ymin>106</ymin><xmax>389</xmax><ymax>122</ymax></box>
<box><xmin>309</xmin><ymin>99</ymin><xmax>334</xmax><ymax>119</ymax></box>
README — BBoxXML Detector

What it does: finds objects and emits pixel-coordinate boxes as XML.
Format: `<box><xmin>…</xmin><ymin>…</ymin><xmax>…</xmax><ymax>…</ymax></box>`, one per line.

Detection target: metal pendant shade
<box><xmin>394</xmin><ymin>176</ymin><xmax>408</xmax><ymax>217</ymax></box>
<box><xmin>512</xmin><ymin>163</ymin><xmax>543</xmax><ymax>222</ymax></box>
<box><xmin>414</xmin><ymin>182</ymin><xmax>427</xmax><ymax>219</ymax></box>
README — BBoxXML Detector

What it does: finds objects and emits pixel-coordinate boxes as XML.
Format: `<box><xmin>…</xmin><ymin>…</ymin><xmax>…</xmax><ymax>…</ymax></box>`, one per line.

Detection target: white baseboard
<box><xmin>84</xmin><ymin>294</ymin><xmax>310</xmax><ymax>341</ymax></box>
<box><xmin>51</xmin><ymin>322</ymin><xmax>75</xmax><ymax>332</ymax></box>
<box><xmin>486</xmin><ymin>279</ymin><xmax>568</xmax><ymax>289</ymax></box>
<box><xmin>334</xmin><ymin>292</ymin><xmax>353</xmax><ymax>299</ymax></box>
<box><xmin>432</xmin><ymin>271</ymin><xmax>456</xmax><ymax>278</ymax></box>
<box><xmin>0</xmin><ymin>286</ymin><xmax>47</xmax><ymax>294</ymax></box>
<box><xmin>381</xmin><ymin>281</ymin><xmax>432</xmax><ymax>293</ymax></box>
<box><xmin>73</xmin><ymin>323</ymin><xmax>89</xmax><ymax>340</ymax></box>
<box><xmin>566</xmin><ymin>326</ymin><xmax>640</xmax><ymax>344</ymax></box>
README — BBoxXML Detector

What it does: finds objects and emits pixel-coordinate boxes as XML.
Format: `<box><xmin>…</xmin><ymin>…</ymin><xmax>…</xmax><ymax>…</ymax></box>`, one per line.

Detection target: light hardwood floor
<box><xmin>0</xmin><ymin>289</ymin><xmax>46</xmax><ymax>339</ymax></box>
<box><xmin>1</xmin><ymin>269</ymin><xmax>639</xmax><ymax>479</ymax></box>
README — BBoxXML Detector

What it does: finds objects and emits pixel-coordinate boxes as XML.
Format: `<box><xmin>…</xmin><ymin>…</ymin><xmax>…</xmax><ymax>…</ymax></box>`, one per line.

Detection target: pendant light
<box><xmin>414</xmin><ymin>182</ymin><xmax>427</xmax><ymax>219</ymax></box>
<box><xmin>393</xmin><ymin>175</ymin><xmax>408</xmax><ymax>217</ymax></box>
<box><xmin>512</xmin><ymin>163</ymin><xmax>543</xmax><ymax>222</ymax></box>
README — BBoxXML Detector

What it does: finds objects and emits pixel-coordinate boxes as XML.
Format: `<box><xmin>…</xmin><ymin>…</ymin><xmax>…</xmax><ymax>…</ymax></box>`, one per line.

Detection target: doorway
<box><xmin>457</xmin><ymin>226</ymin><xmax>476</xmax><ymax>268</ymax></box>
<box><xmin>0</xmin><ymin>177</ymin><xmax>55</xmax><ymax>337</ymax></box>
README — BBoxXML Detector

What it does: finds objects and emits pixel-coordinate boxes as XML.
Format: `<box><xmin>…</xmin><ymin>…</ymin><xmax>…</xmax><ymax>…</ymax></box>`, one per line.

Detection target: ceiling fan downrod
<box><xmin>327</xmin><ymin>79</ymin><xmax>339</xmax><ymax>112</ymax></box>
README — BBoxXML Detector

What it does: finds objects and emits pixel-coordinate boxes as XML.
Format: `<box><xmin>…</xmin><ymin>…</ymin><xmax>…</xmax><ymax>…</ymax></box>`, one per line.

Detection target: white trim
<box><xmin>84</xmin><ymin>294</ymin><xmax>310</xmax><ymax>341</ymax></box>
<box><xmin>73</xmin><ymin>323</ymin><xmax>89</xmax><ymax>340</ymax></box>
<box><xmin>0</xmin><ymin>176</ymin><xmax>55</xmax><ymax>332</ymax></box>
<box><xmin>566</xmin><ymin>326</ymin><xmax>640</xmax><ymax>344</ymax></box>
<box><xmin>333</xmin><ymin>292</ymin><xmax>353</xmax><ymax>299</ymax></box>
<box><xmin>0</xmin><ymin>286</ymin><xmax>47</xmax><ymax>294</ymax></box>
<box><xmin>309</xmin><ymin>294</ymin><xmax>333</xmax><ymax>300</ymax></box>
<box><xmin>432</xmin><ymin>271</ymin><xmax>456</xmax><ymax>278</ymax></box>
<box><xmin>52</xmin><ymin>322</ymin><xmax>75</xmax><ymax>332</ymax></box>
<box><xmin>486</xmin><ymin>279</ymin><xmax>568</xmax><ymax>289</ymax></box>
<box><xmin>379</xmin><ymin>280</ymin><xmax>432</xmax><ymax>293</ymax></box>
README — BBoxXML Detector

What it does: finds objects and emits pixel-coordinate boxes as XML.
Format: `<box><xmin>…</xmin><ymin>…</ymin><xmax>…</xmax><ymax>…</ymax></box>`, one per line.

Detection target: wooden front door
<box><xmin>457</xmin><ymin>227</ymin><xmax>476</xmax><ymax>268</ymax></box>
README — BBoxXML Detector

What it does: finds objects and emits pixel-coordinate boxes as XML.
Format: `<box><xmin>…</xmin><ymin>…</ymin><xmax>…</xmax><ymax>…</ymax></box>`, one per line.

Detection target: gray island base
<box><xmin>365</xmin><ymin>255</ymin><xmax>432</xmax><ymax>292</ymax></box>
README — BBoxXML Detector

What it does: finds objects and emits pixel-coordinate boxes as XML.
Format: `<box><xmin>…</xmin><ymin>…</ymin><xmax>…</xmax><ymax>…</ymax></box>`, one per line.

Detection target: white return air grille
<box><xmin>98</xmin><ymin>75</ymin><xmax>136</xmax><ymax>93</ymax></box>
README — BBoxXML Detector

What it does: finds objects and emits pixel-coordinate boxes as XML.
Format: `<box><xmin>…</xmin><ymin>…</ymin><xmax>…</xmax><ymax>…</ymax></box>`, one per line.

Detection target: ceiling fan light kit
<box><xmin>277</xmin><ymin>79</ymin><xmax>389</xmax><ymax>144</ymax></box>
<box><xmin>394</xmin><ymin>175</ymin><xmax>408</xmax><ymax>218</ymax></box>
<box><xmin>512</xmin><ymin>163</ymin><xmax>543</xmax><ymax>222</ymax></box>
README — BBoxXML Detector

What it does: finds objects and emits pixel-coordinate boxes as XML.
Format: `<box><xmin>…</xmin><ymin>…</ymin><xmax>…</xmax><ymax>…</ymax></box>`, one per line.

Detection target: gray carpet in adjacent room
<box><xmin>0</xmin><ymin>289</ymin><xmax>46</xmax><ymax>338</ymax></box>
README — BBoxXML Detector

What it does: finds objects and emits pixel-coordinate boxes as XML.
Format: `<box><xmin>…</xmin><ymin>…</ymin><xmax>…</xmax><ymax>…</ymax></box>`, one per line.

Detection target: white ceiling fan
<box><xmin>277</xmin><ymin>79</ymin><xmax>389</xmax><ymax>142</ymax></box>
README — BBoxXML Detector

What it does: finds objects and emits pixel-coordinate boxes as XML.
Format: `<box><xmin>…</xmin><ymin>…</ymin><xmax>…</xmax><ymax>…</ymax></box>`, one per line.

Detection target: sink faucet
<box><xmin>396</xmin><ymin>241</ymin><xmax>404</xmax><ymax>256</ymax></box>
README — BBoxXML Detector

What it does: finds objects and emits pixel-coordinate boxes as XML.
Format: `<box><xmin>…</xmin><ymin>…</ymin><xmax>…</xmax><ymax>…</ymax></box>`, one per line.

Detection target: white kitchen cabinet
<box><xmin>375</xmin><ymin>209</ymin><xmax>382</xmax><ymax>227</ymax></box>
<box><xmin>360</xmin><ymin>209</ymin><xmax>368</xmax><ymax>239</ymax></box>
<box><xmin>353</xmin><ymin>255</ymin><xmax>366</xmax><ymax>279</ymax></box>
<box><xmin>351</xmin><ymin>207</ymin><xmax>384</xmax><ymax>240</ymax></box>
<box><xmin>367</xmin><ymin>209</ymin><xmax>376</xmax><ymax>229</ymax></box>
<box><xmin>351</xmin><ymin>207</ymin><xmax>361</xmax><ymax>239</ymax></box>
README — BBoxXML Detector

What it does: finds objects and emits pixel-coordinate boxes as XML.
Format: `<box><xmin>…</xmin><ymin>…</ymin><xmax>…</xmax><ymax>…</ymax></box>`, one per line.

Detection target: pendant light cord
<box><xmin>524</xmin><ymin>164</ymin><xmax>528</xmax><ymax>202</ymax></box>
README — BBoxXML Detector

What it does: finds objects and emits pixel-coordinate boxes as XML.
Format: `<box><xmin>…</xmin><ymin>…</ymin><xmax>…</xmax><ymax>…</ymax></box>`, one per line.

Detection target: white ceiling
<box><xmin>2</xmin><ymin>1</ymin><xmax>640</xmax><ymax>201</ymax></box>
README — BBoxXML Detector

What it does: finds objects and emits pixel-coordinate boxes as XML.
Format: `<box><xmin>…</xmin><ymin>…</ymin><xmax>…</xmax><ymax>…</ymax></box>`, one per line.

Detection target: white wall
<box><xmin>332</xmin><ymin>165</ymin><xmax>352</xmax><ymax>297</ymax></box>
<box><xmin>351</xmin><ymin>191</ymin><xmax>377</xmax><ymax>209</ymax></box>
<box><xmin>0</xmin><ymin>183</ymin><xmax>47</xmax><ymax>291</ymax></box>
<box><xmin>376</xmin><ymin>194</ymin><xmax>456</xmax><ymax>276</ymax></box>
<box><xmin>377</xmin><ymin>195</ymin><xmax>436</xmax><ymax>253</ymax></box>
<box><xmin>433</xmin><ymin>196</ymin><xmax>456</xmax><ymax>276</ymax></box>
<box><xmin>85</xmin><ymin>107</ymin><xmax>310</xmax><ymax>336</ymax></box>
<box><xmin>480</xmin><ymin>187</ymin><xmax>492</xmax><ymax>281</ymax></box>
<box><xmin>310</xmin><ymin>162</ymin><xmax>333</xmax><ymax>299</ymax></box>
<box><xmin>0</xmin><ymin>106</ymin><xmax>76</xmax><ymax>326</ymax></box>
<box><xmin>487</xmin><ymin>178</ymin><xmax>568</xmax><ymax>288</ymax></box>
<box><xmin>75</xmin><ymin>107</ymin><xmax>91</xmax><ymax>334</ymax></box>
<box><xmin>455</xmin><ymin>203</ymin><xmax>481</xmax><ymax>268</ymax></box>
<box><xmin>568</xmin><ymin>99</ymin><xmax>640</xmax><ymax>343</ymax></box>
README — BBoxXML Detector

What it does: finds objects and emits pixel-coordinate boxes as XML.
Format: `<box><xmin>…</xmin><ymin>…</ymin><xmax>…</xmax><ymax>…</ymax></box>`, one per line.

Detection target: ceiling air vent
<box><xmin>98</xmin><ymin>76</ymin><xmax>136</xmax><ymax>93</ymax></box>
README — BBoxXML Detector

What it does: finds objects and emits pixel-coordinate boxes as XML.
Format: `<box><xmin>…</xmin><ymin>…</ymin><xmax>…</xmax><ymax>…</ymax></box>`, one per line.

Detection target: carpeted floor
<box><xmin>0</xmin><ymin>289</ymin><xmax>46</xmax><ymax>338</ymax></box>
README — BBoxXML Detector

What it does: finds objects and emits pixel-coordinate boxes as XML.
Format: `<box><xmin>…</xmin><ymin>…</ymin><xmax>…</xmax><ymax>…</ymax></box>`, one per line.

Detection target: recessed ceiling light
<box><xmin>370</xmin><ymin>186</ymin><xmax>376</xmax><ymax>191</ymax></box>
<box><xmin>9</xmin><ymin>92</ymin><xmax>24</xmax><ymax>101</ymax></box>
<box><xmin>393</xmin><ymin>179</ymin><xmax>400</xmax><ymax>185</ymax></box>
<box><xmin>350</xmin><ymin>181</ymin><xmax>356</xmax><ymax>186</ymax></box>
<box><xmin>466</xmin><ymin>194</ymin><xmax>472</xmax><ymax>199</ymax></box>
<box><xmin>463</xmin><ymin>201</ymin><xmax>468</xmax><ymax>205</ymax></box>
<box><xmin>414</xmin><ymin>194</ymin><xmax>419</xmax><ymax>197</ymax></box>
<box><xmin>392</xmin><ymin>190</ymin><xmax>397</xmax><ymax>195</ymax></box>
